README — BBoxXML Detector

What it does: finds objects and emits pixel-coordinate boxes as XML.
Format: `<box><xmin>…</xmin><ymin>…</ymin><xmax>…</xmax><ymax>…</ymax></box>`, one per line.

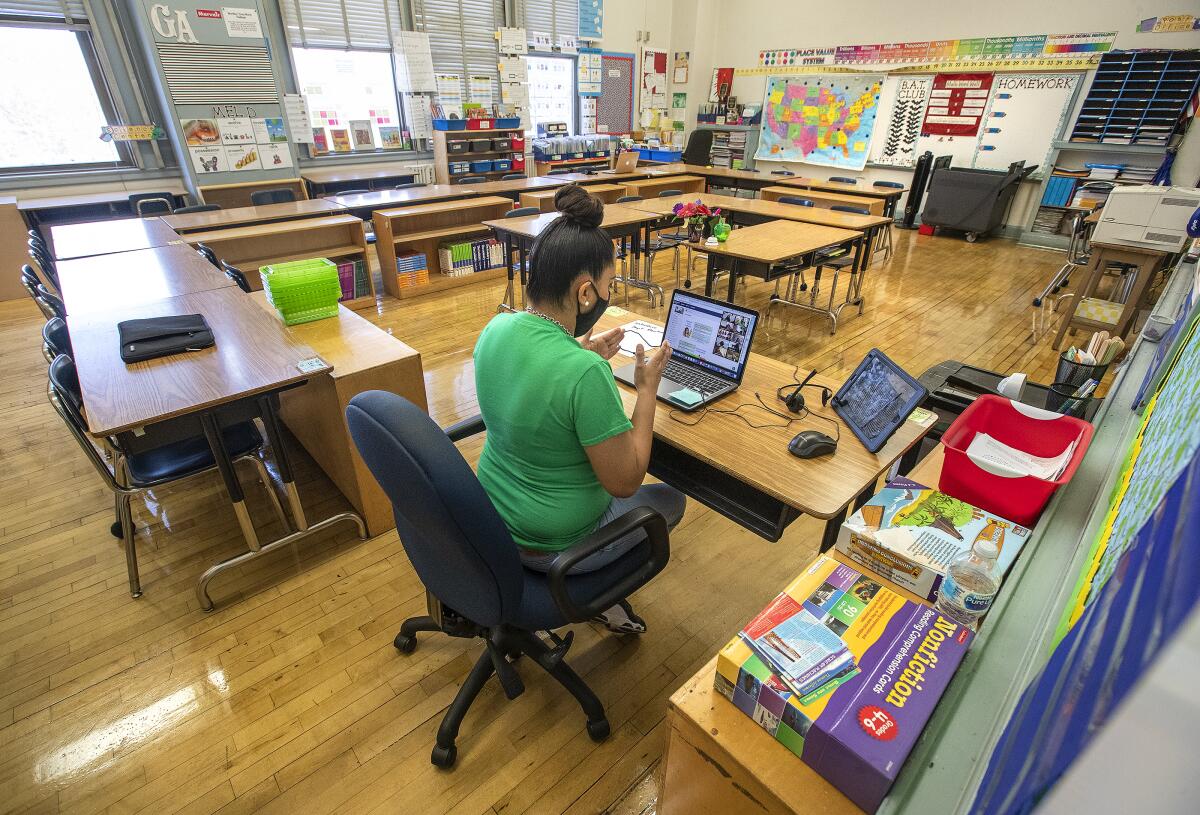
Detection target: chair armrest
<box><xmin>546</xmin><ymin>506</ymin><xmax>670</xmax><ymax>623</ymax></box>
<box><xmin>444</xmin><ymin>413</ymin><xmax>485</xmax><ymax>442</ymax></box>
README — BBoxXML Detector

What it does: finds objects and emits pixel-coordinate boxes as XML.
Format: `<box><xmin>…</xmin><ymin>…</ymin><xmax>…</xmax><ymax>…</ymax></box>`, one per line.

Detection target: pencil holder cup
<box><xmin>1055</xmin><ymin>352</ymin><xmax>1108</xmax><ymax>390</ymax></box>
<box><xmin>1046</xmin><ymin>382</ymin><xmax>1094</xmax><ymax>417</ymax></box>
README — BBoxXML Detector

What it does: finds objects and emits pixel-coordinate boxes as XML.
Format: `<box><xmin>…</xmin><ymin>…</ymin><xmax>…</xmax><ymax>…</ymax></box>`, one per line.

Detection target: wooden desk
<box><xmin>761</xmin><ymin>185</ymin><xmax>886</xmax><ymax>217</ymax></box>
<box><xmin>519</xmin><ymin>183</ymin><xmax>625</xmax><ymax>212</ymax></box>
<box><xmin>624</xmin><ymin>174</ymin><xmax>706</xmax><ymax>199</ymax></box>
<box><xmin>659</xmin><ymin>452</ymin><xmax>945</xmax><ymax>815</ymax></box>
<box><xmin>199</xmin><ymin>179</ymin><xmax>308</xmax><ymax>209</ymax></box>
<box><xmin>180</xmin><ymin>214</ymin><xmax>375</xmax><ymax>308</ymax></box>
<box><xmin>17</xmin><ymin>184</ymin><xmax>189</xmax><ymax>227</ymax></box>
<box><xmin>162</xmin><ymin>199</ymin><xmax>347</xmax><ymax>233</ymax></box>
<box><xmin>250</xmin><ymin>293</ymin><xmax>427</xmax><ymax>536</ymax></box>
<box><xmin>701</xmin><ymin>217</ymin><xmax>861</xmax><ymax>295</ymax></box>
<box><xmin>302</xmin><ymin>164</ymin><xmax>419</xmax><ymax>195</ymax></box>
<box><xmin>56</xmin><ymin>244</ymin><xmax>233</xmax><ymax>316</ymax></box>
<box><xmin>771</xmin><ymin>178</ymin><xmax>906</xmax><ymax>216</ymax></box>
<box><xmin>324</xmin><ymin>184</ymin><xmax>477</xmax><ymax>216</ymax></box>
<box><xmin>50</xmin><ymin>217</ymin><xmax>183</xmax><ymax>260</ymax></box>
<box><xmin>1051</xmin><ymin>240</ymin><xmax>1169</xmax><ymax>350</ymax></box>
<box><xmin>374</xmin><ymin>196</ymin><xmax>515</xmax><ymax>300</ymax></box>
<box><xmin>467</xmin><ymin>175</ymin><xmax>566</xmax><ymax>199</ymax></box>
<box><xmin>67</xmin><ymin>286</ymin><xmax>365</xmax><ymax>609</ymax></box>
<box><xmin>600</xmin><ymin>308</ymin><xmax>931</xmax><ymax>546</ymax></box>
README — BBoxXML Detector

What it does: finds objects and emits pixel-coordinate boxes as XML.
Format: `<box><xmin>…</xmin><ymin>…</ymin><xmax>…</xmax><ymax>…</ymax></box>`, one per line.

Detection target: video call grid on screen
<box><xmin>662</xmin><ymin>291</ymin><xmax>757</xmax><ymax>379</ymax></box>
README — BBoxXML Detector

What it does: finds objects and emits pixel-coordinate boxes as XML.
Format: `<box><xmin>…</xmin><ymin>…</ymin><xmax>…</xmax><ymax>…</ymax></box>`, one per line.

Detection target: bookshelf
<box><xmin>373</xmin><ymin>196</ymin><xmax>515</xmax><ymax>300</ymax></box>
<box><xmin>1069</xmin><ymin>50</ymin><xmax>1200</xmax><ymax>147</ymax></box>
<box><xmin>705</xmin><ymin>124</ymin><xmax>760</xmax><ymax>171</ymax></box>
<box><xmin>432</xmin><ymin>127</ymin><xmax>526</xmax><ymax>184</ymax></box>
<box><xmin>180</xmin><ymin>214</ymin><xmax>375</xmax><ymax>309</ymax></box>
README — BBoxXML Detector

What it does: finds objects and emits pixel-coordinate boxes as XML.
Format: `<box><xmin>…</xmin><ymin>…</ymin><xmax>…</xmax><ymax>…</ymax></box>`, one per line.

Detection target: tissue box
<box><xmin>715</xmin><ymin>555</ymin><xmax>973</xmax><ymax>812</ymax></box>
<box><xmin>834</xmin><ymin>477</ymin><xmax>1030</xmax><ymax>603</ymax></box>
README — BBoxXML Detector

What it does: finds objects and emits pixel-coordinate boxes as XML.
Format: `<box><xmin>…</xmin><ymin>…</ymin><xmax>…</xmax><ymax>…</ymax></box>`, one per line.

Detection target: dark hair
<box><xmin>525</xmin><ymin>184</ymin><xmax>614</xmax><ymax>304</ymax></box>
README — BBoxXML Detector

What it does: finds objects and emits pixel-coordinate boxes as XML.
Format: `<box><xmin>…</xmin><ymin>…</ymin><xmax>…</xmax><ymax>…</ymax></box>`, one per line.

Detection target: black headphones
<box><xmin>777</xmin><ymin>369</ymin><xmax>833</xmax><ymax>414</ymax></box>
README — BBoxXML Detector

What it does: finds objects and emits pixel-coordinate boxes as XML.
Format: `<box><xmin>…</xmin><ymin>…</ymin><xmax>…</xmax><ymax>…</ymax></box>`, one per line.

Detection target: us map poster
<box><xmin>874</xmin><ymin>77</ymin><xmax>932</xmax><ymax>166</ymax></box>
<box><xmin>755</xmin><ymin>75</ymin><xmax>884</xmax><ymax>170</ymax></box>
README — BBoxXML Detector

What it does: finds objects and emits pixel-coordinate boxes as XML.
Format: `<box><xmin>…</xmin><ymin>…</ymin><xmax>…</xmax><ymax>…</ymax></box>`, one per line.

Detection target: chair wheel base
<box><xmin>394</xmin><ymin>633</ymin><xmax>418</xmax><ymax>653</ymax></box>
<box><xmin>431</xmin><ymin>743</ymin><xmax>457</xmax><ymax>768</ymax></box>
<box><xmin>111</xmin><ymin>521</ymin><xmax>123</xmax><ymax>538</ymax></box>
<box><xmin>587</xmin><ymin>718</ymin><xmax>610</xmax><ymax>742</ymax></box>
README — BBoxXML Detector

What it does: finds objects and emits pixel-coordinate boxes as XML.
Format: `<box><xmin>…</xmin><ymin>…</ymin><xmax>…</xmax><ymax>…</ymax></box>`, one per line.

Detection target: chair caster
<box><xmin>111</xmin><ymin>521</ymin><xmax>123</xmax><ymax>538</ymax></box>
<box><xmin>394</xmin><ymin>633</ymin><xmax>417</xmax><ymax>653</ymax></box>
<box><xmin>431</xmin><ymin>743</ymin><xmax>457</xmax><ymax>768</ymax></box>
<box><xmin>586</xmin><ymin>718</ymin><xmax>610</xmax><ymax>742</ymax></box>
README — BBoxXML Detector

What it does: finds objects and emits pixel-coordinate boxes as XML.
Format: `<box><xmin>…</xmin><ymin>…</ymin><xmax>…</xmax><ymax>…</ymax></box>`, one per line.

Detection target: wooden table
<box><xmin>518</xmin><ymin>183</ymin><xmax>625</xmax><ymax>212</ymax></box>
<box><xmin>302</xmin><ymin>164</ymin><xmax>419</xmax><ymax>195</ymax></box>
<box><xmin>669</xmin><ymin>163</ymin><xmax>781</xmax><ymax>193</ymax></box>
<box><xmin>67</xmin><ymin>285</ymin><xmax>366</xmax><ymax>609</ymax></box>
<box><xmin>467</xmin><ymin>175</ymin><xmax>567</xmax><ymax>199</ymax></box>
<box><xmin>483</xmin><ymin>205</ymin><xmax>665</xmax><ymax>309</ymax></box>
<box><xmin>50</xmin><ymin>217</ymin><xmax>183</xmax><ymax>260</ymax></box>
<box><xmin>600</xmin><ymin>307</ymin><xmax>931</xmax><ymax>545</ymax></box>
<box><xmin>623</xmin><ymin>174</ymin><xmax>706</xmax><ymax>199</ymax></box>
<box><xmin>325</xmin><ymin>184</ymin><xmax>477</xmax><ymax>217</ymax></box>
<box><xmin>250</xmin><ymin>293</ymin><xmax>427</xmax><ymax>536</ymax></box>
<box><xmin>772</xmin><ymin>177</ymin><xmax>907</xmax><ymax>217</ymax></box>
<box><xmin>1051</xmin><ymin>240</ymin><xmax>1170</xmax><ymax>350</ymax></box>
<box><xmin>761</xmin><ymin>185</ymin><xmax>886</xmax><ymax>217</ymax></box>
<box><xmin>55</xmin><ymin>244</ymin><xmax>233</xmax><ymax>316</ymax></box>
<box><xmin>658</xmin><ymin>451</ymin><xmax>944</xmax><ymax>815</ymax></box>
<box><xmin>162</xmin><ymin>199</ymin><xmax>347</xmax><ymax>233</ymax></box>
<box><xmin>17</xmin><ymin>184</ymin><xmax>188</xmax><ymax>228</ymax></box>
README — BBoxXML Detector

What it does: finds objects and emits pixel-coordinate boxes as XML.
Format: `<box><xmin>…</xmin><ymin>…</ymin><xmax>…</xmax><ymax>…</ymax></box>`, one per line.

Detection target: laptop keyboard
<box><xmin>664</xmin><ymin>359</ymin><xmax>729</xmax><ymax>395</ymax></box>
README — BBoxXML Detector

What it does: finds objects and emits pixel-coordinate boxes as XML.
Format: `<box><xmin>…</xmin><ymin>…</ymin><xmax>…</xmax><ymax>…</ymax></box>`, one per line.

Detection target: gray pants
<box><xmin>521</xmin><ymin>483</ymin><xmax>686</xmax><ymax>574</ymax></box>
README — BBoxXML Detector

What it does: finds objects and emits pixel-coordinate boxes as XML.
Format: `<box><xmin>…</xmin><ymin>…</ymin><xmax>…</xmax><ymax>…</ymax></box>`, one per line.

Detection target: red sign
<box><xmin>921</xmin><ymin>72</ymin><xmax>994</xmax><ymax>137</ymax></box>
<box><xmin>195</xmin><ymin>9</ymin><xmax>222</xmax><ymax>18</ymax></box>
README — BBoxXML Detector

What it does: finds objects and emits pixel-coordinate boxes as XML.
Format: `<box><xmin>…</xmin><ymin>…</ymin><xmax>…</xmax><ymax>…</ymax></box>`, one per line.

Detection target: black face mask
<box><xmin>573</xmin><ymin>281</ymin><xmax>609</xmax><ymax>337</ymax></box>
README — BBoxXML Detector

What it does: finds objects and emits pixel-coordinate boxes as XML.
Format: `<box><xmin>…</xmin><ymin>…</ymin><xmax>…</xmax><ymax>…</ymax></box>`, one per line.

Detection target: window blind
<box><xmin>412</xmin><ymin>0</ymin><xmax>503</xmax><ymax>85</ymax></box>
<box><xmin>522</xmin><ymin>0</ymin><xmax>577</xmax><ymax>45</ymax></box>
<box><xmin>281</xmin><ymin>0</ymin><xmax>398</xmax><ymax>49</ymax></box>
<box><xmin>0</xmin><ymin>1</ymin><xmax>87</xmax><ymax>23</ymax></box>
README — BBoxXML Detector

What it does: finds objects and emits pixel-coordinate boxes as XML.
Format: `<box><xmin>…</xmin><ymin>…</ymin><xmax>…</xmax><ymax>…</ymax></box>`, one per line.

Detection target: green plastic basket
<box><xmin>259</xmin><ymin>257</ymin><xmax>341</xmax><ymax>325</ymax></box>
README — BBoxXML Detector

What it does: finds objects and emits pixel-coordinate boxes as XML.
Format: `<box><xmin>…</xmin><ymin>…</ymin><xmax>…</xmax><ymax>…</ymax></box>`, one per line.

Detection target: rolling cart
<box><xmin>920</xmin><ymin>161</ymin><xmax>1038</xmax><ymax>242</ymax></box>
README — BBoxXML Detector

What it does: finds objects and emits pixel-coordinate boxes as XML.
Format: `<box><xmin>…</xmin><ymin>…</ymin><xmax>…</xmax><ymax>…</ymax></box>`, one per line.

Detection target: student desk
<box><xmin>55</xmin><ymin>244</ymin><xmax>233</xmax><ymax>316</ymax></box>
<box><xmin>518</xmin><ymin>183</ymin><xmax>625</xmax><ymax>212</ymax></box>
<box><xmin>483</xmin><ymin>205</ymin><xmax>664</xmax><ymax>310</ymax></box>
<box><xmin>249</xmin><ymin>293</ymin><xmax>427</xmax><ymax>536</ymax></box>
<box><xmin>598</xmin><ymin>308</ymin><xmax>932</xmax><ymax>548</ymax></box>
<box><xmin>302</xmin><ymin>165</ymin><xmax>417</xmax><ymax>196</ymax></box>
<box><xmin>50</xmin><ymin>217</ymin><xmax>183</xmax><ymax>260</ymax></box>
<box><xmin>671</xmin><ymin>163</ymin><xmax>781</xmax><ymax>194</ymax></box>
<box><xmin>623</xmin><ymin>174</ymin><xmax>706</xmax><ymax>199</ymax></box>
<box><xmin>18</xmin><ymin>184</ymin><xmax>188</xmax><ymax>228</ymax></box>
<box><xmin>66</xmin><ymin>286</ymin><xmax>366</xmax><ymax>610</ymax></box>
<box><xmin>770</xmin><ymin>178</ymin><xmax>907</xmax><ymax>217</ymax></box>
<box><xmin>466</xmin><ymin>175</ymin><xmax>567</xmax><ymax>200</ymax></box>
<box><xmin>760</xmin><ymin>185</ymin><xmax>886</xmax><ymax>217</ymax></box>
<box><xmin>658</xmin><ymin>450</ymin><xmax>944</xmax><ymax>815</ymax></box>
<box><xmin>162</xmin><ymin>199</ymin><xmax>347</xmax><ymax>233</ymax></box>
<box><xmin>324</xmin><ymin>185</ymin><xmax>477</xmax><ymax>218</ymax></box>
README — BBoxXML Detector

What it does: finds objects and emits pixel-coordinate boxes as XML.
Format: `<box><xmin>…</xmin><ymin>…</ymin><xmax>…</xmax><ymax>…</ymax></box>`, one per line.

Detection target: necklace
<box><xmin>524</xmin><ymin>306</ymin><xmax>570</xmax><ymax>335</ymax></box>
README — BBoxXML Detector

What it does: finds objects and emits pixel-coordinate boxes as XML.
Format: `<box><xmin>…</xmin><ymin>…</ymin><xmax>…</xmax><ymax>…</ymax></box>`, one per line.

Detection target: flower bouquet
<box><xmin>672</xmin><ymin>199</ymin><xmax>723</xmax><ymax>242</ymax></box>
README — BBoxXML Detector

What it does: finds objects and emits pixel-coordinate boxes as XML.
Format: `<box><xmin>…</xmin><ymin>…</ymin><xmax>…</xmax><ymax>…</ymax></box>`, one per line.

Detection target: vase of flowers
<box><xmin>672</xmin><ymin>200</ymin><xmax>722</xmax><ymax>243</ymax></box>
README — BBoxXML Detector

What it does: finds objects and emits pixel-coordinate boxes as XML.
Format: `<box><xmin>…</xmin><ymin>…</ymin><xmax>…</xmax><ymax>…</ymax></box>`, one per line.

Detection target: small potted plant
<box><xmin>672</xmin><ymin>199</ymin><xmax>723</xmax><ymax>243</ymax></box>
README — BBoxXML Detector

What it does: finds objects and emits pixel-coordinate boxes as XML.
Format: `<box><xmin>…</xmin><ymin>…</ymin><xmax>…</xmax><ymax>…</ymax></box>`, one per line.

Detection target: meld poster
<box><xmin>922</xmin><ymin>73</ymin><xmax>993</xmax><ymax>137</ymax></box>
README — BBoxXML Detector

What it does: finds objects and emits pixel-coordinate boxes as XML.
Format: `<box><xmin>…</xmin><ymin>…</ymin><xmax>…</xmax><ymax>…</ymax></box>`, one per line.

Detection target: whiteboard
<box><xmin>972</xmin><ymin>73</ymin><xmax>1080</xmax><ymax>171</ymax></box>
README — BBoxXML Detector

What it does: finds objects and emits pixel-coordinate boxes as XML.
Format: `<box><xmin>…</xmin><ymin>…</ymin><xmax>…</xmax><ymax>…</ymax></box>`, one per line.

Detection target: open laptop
<box><xmin>598</xmin><ymin>151</ymin><xmax>640</xmax><ymax>175</ymax></box>
<box><xmin>830</xmin><ymin>349</ymin><xmax>928</xmax><ymax>453</ymax></box>
<box><xmin>613</xmin><ymin>289</ymin><xmax>759</xmax><ymax>411</ymax></box>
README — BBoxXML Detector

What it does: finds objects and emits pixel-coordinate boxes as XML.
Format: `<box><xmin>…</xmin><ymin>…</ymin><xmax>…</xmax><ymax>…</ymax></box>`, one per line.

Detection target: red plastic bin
<box><xmin>938</xmin><ymin>395</ymin><xmax>1094</xmax><ymax>527</ymax></box>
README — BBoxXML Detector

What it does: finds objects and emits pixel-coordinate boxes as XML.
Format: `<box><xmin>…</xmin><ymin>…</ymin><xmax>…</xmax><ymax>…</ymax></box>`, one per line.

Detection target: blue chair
<box><xmin>41</xmin><ymin>317</ymin><xmax>72</xmax><ymax>364</ymax></box>
<box><xmin>336</xmin><ymin>188</ymin><xmax>370</xmax><ymax>196</ymax></box>
<box><xmin>501</xmin><ymin>173</ymin><xmax>527</xmax><ymax>180</ymax></box>
<box><xmin>770</xmin><ymin>170</ymin><xmax>796</xmax><ymax>176</ymax></box>
<box><xmin>777</xmin><ymin>196</ymin><xmax>814</xmax><ymax>207</ymax></box>
<box><xmin>505</xmin><ymin>206</ymin><xmax>540</xmax><ymax>218</ymax></box>
<box><xmin>395</xmin><ymin>182</ymin><xmax>426</xmax><ymax>189</ymax></box>
<box><xmin>457</xmin><ymin>176</ymin><xmax>487</xmax><ymax>185</ymax></box>
<box><xmin>47</xmin><ymin>354</ymin><xmax>289</xmax><ymax>598</ymax></box>
<box><xmin>546</xmin><ymin>169</ymin><xmax>575</xmax><ymax>176</ymax></box>
<box><xmin>129</xmin><ymin>192</ymin><xmax>176</xmax><ymax>216</ymax></box>
<box><xmin>174</xmin><ymin>204</ymin><xmax>220</xmax><ymax>214</ymax></box>
<box><xmin>831</xmin><ymin>205</ymin><xmax>871</xmax><ymax>215</ymax></box>
<box><xmin>828</xmin><ymin>176</ymin><xmax>858</xmax><ymax>185</ymax></box>
<box><xmin>249</xmin><ymin>188</ymin><xmax>297</xmax><ymax>205</ymax></box>
<box><xmin>616</xmin><ymin>195</ymin><xmax>642</xmax><ymax>203</ymax></box>
<box><xmin>873</xmin><ymin>181</ymin><xmax>903</xmax><ymax>189</ymax></box>
<box><xmin>345</xmin><ymin>392</ymin><xmax>670</xmax><ymax>767</ymax></box>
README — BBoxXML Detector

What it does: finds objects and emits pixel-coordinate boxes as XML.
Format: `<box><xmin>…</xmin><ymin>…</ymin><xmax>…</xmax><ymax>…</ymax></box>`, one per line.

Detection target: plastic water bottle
<box><xmin>934</xmin><ymin>539</ymin><xmax>1000</xmax><ymax>627</ymax></box>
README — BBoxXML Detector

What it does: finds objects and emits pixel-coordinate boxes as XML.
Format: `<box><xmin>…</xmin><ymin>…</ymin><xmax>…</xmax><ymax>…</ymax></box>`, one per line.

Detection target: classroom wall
<box><xmin>679</xmin><ymin>0</ymin><xmax>1200</xmax><ymax>229</ymax></box>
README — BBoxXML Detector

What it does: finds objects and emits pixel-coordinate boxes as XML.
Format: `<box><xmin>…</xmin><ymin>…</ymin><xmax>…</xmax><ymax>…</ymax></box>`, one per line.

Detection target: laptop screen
<box><xmin>662</xmin><ymin>290</ymin><xmax>758</xmax><ymax>380</ymax></box>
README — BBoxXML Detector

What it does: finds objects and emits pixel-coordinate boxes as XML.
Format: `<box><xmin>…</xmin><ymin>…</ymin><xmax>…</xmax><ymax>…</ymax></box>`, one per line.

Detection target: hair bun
<box><xmin>554</xmin><ymin>184</ymin><xmax>603</xmax><ymax>229</ymax></box>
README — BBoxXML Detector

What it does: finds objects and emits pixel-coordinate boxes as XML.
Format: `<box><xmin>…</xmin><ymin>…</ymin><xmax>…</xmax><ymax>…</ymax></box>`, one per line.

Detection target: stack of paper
<box><xmin>965</xmin><ymin>432</ymin><xmax>1077</xmax><ymax>481</ymax></box>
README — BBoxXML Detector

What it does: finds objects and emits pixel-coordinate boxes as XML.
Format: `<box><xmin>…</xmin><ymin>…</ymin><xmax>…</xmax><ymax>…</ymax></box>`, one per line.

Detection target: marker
<box><xmin>992</xmin><ymin>111</ymin><xmax>1007</xmax><ymax>117</ymax></box>
<box><xmin>986</xmin><ymin>127</ymin><xmax>1001</xmax><ymax>133</ymax></box>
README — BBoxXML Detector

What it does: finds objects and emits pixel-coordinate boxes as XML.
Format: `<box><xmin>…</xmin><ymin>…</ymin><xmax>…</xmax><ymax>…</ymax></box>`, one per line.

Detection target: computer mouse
<box><xmin>788</xmin><ymin>430</ymin><xmax>837</xmax><ymax>459</ymax></box>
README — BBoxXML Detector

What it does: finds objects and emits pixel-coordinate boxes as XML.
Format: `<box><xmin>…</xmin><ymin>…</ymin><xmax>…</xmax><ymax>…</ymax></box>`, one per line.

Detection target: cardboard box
<box><xmin>715</xmin><ymin>556</ymin><xmax>973</xmax><ymax>813</ymax></box>
<box><xmin>834</xmin><ymin>477</ymin><xmax>1030</xmax><ymax>603</ymax></box>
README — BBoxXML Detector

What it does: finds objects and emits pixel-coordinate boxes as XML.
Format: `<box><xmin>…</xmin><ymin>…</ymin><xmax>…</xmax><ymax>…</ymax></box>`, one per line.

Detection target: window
<box><xmin>526</xmin><ymin>55</ymin><xmax>575</xmax><ymax>136</ymax></box>
<box><xmin>412</xmin><ymin>0</ymin><xmax>503</xmax><ymax>107</ymax></box>
<box><xmin>0</xmin><ymin>22</ymin><xmax>126</xmax><ymax>171</ymax></box>
<box><xmin>523</xmin><ymin>0</ymin><xmax>579</xmax><ymax>44</ymax></box>
<box><xmin>291</xmin><ymin>47</ymin><xmax>407</xmax><ymax>152</ymax></box>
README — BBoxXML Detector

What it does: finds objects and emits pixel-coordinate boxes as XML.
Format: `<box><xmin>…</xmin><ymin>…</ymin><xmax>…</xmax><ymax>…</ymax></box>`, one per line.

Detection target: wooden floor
<box><xmin>1</xmin><ymin>230</ymin><xmax>1073</xmax><ymax>814</ymax></box>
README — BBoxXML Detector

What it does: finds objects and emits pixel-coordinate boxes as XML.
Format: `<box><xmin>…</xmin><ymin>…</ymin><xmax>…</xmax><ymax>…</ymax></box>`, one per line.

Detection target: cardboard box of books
<box><xmin>715</xmin><ymin>556</ymin><xmax>972</xmax><ymax>813</ymax></box>
<box><xmin>834</xmin><ymin>477</ymin><xmax>1030</xmax><ymax>603</ymax></box>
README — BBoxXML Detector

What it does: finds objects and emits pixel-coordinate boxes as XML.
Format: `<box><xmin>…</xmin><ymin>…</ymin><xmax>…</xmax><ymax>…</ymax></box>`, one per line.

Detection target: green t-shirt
<box><xmin>474</xmin><ymin>312</ymin><xmax>633</xmax><ymax>552</ymax></box>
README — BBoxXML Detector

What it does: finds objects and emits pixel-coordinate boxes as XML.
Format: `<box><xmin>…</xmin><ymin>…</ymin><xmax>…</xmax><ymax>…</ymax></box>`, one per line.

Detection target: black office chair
<box><xmin>35</xmin><ymin>284</ymin><xmax>65</xmax><ymax>319</ymax></box>
<box><xmin>20</xmin><ymin>266</ymin><xmax>53</xmax><ymax>318</ymax></box>
<box><xmin>221</xmin><ymin>261</ymin><xmax>252</xmax><ymax>293</ymax></box>
<box><xmin>828</xmin><ymin>176</ymin><xmax>858</xmax><ymax>185</ymax></box>
<box><xmin>174</xmin><ymin>204</ymin><xmax>221</xmax><ymax>214</ymax></box>
<box><xmin>249</xmin><ymin>188</ymin><xmax>298</xmax><ymax>206</ymax></box>
<box><xmin>777</xmin><ymin>196</ymin><xmax>814</xmax><ymax>207</ymax></box>
<box><xmin>395</xmin><ymin>182</ymin><xmax>426</xmax><ymax>190</ymax></box>
<box><xmin>194</xmin><ymin>243</ymin><xmax>221</xmax><ymax>268</ymax></box>
<box><xmin>42</xmin><ymin>317</ymin><xmax>72</xmax><ymax>363</ymax></box>
<box><xmin>345</xmin><ymin>391</ymin><xmax>670</xmax><ymax>767</ymax></box>
<box><xmin>47</xmin><ymin>354</ymin><xmax>288</xmax><ymax>598</ymax></box>
<box><xmin>457</xmin><ymin>176</ymin><xmax>487</xmax><ymax>185</ymax></box>
<box><xmin>680</xmin><ymin>128</ymin><xmax>714</xmax><ymax>166</ymax></box>
<box><xmin>129</xmin><ymin>192</ymin><xmax>176</xmax><ymax>216</ymax></box>
<box><xmin>501</xmin><ymin>173</ymin><xmax>527</xmax><ymax>180</ymax></box>
<box><xmin>28</xmin><ymin>241</ymin><xmax>60</xmax><ymax>291</ymax></box>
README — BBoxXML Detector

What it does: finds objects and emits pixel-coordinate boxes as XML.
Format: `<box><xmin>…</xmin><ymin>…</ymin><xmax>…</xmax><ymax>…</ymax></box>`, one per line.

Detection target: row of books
<box><xmin>438</xmin><ymin>238</ymin><xmax>504</xmax><ymax>277</ymax></box>
<box><xmin>336</xmin><ymin>259</ymin><xmax>370</xmax><ymax>301</ymax></box>
<box><xmin>709</xmin><ymin>130</ymin><xmax>749</xmax><ymax>170</ymax></box>
<box><xmin>396</xmin><ymin>251</ymin><xmax>429</xmax><ymax>289</ymax></box>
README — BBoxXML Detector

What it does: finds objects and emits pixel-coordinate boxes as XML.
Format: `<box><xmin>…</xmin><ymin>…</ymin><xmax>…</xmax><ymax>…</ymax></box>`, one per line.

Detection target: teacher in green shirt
<box><xmin>474</xmin><ymin>185</ymin><xmax>685</xmax><ymax>634</ymax></box>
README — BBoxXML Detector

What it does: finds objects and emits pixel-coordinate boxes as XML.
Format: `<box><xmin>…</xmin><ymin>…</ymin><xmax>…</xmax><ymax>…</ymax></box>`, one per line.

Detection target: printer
<box><xmin>1091</xmin><ymin>185</ymin><xmax>1200</xmax><ymax>252</ymax></box>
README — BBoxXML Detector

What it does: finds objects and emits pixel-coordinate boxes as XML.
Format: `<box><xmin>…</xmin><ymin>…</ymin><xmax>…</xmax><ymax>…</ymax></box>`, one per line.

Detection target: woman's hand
<box><xmin>579</xmin><ymin>326</ymin><xmax>625</xmax><ymax>360</ymax></box>
<box><xmin>634</xmin><ymin>342</ymin><xmax>671</xmax><ymax>395</ymax></box>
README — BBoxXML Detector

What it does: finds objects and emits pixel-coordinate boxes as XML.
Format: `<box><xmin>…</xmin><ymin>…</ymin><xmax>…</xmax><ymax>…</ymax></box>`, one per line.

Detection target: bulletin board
<box><xmin>597</xmin><ymin>51</ymin><xmax>634</xmax><ymax>135</ymax></box>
